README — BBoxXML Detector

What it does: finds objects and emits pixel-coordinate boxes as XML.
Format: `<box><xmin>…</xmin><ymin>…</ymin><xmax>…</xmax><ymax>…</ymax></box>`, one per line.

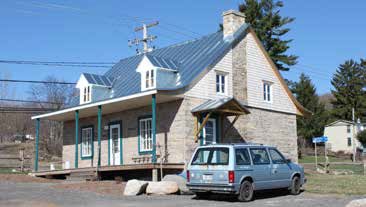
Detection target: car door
<box><xmin>249</xmin><ymin>147</ymin><xmax>272</xmax><ymax>190</ymax></box>
<box><xmin>235</xmin><ymin>148</ymin><xmax>253</xmax><ymax>183</ymax></box>
<box><xmin>268</xmin><ymin>148</ymin><xmax>292</xmax><ymax>188</ymax></box>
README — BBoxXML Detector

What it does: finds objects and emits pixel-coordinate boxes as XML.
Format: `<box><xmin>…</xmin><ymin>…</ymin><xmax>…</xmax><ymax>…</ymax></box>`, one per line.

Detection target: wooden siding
<box><xmin>185</xmin><ymin>50</ymin><xmax>233</xmax><ymax>99</ymax></box>
<box><xmin>246</xmin><ymin>32</ymin><xmax>297</xmax><ymax>114</ymax></box>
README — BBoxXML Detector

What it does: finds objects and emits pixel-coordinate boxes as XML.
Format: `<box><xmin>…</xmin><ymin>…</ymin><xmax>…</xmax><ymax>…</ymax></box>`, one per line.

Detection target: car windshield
<box><xmin>191</xmin><ymin>147</ymin><xmax>229</xmax><ymax>165</ymax></box>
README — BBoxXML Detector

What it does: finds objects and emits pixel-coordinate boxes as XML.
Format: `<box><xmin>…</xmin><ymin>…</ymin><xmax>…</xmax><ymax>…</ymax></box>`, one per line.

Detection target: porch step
<box><xmin>66</xmin><ymin>170</ymin><xmax>97</xmax><ymax>181</ymax></box>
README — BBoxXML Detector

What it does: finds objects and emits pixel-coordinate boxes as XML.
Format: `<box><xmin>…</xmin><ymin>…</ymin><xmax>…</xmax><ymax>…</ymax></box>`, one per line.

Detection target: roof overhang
<box><xmin>31</xmin><ymin>90</ymin><xmax>182</xmax><ymax>121</ymax></box>
<box><xmin>191</xmin><ymin>97</ymin><xmax>250</xmax><ymax>116</ymax></box>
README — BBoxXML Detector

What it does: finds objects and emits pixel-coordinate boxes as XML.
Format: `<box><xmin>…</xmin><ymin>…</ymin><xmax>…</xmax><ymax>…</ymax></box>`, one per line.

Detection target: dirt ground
<box><xmin>0</xmin><ymin>174</ymin><xmax>361</xmax><ymax>207</ymax></box>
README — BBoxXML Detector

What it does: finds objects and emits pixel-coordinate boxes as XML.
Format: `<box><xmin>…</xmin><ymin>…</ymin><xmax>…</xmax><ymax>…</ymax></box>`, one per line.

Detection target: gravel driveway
<box><xmin>0</xmin><ymin>180</ymin><xmax>358</xmax><ymax>207</ymax></box>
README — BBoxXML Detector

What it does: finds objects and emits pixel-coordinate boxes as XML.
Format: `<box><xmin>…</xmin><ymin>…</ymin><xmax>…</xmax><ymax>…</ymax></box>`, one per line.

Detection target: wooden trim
<box><xmin>248</xmin><ymin>28</ymin><xmax>311</xmax><ymax>117</ymax></box>
<box><xmin>215</xmin><ymin>109</ymin><xmax>246</xmax><ymax>115</ymax></box>
<box><xmin>224</xmin><ymin>115</ymin><xmax>240</xmax><ymax>135</ymax></box>
<box><xmin>194</xmin><ymin>112</ymin><xmax>212</xmax><ymax>142</ymax></box>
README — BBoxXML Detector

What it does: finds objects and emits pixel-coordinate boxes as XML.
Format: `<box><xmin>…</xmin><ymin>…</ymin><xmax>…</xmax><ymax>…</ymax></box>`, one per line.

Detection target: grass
<box><xmin>299</xmin><ymin>155</ymin><xmax>351</xmax><ymax>163</ymax></box>
<box><xmin>305</xmin><ymin>173</ymin><xmax>366</xmax><ymax>195</ymax></box>
<box><xmin>0</xmin><ymin>168</ymin><xmax>28</xmax><ymax>174</ymax></box>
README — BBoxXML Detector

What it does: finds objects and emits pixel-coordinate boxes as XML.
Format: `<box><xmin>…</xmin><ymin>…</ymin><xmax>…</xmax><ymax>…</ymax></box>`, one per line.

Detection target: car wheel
<box><xmin>195</xmin><ymin>192</ymin><xmax>210</xmax><ymax>199</ymax></box>
<box><xmin>290</xmin><ymin>176</ymin><xmax>301</xmax><ymax>195</ymax></box>
<box><xmin>238</xmin><ymin>180</ymin><xmax>254</xmax><ymax>202</ymax></box>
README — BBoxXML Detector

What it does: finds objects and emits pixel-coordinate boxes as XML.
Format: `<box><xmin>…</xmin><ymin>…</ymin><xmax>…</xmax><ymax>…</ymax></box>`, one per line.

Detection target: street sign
<box><xmin>312</xmin><ymin>136</ymin><xmax>328</xmax><ymax>143</ymax></box>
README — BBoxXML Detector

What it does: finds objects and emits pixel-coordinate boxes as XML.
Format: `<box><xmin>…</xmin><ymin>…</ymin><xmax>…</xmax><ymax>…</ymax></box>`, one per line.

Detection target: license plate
<box><xmin>202</xmin><ymin>174</ymin><xmax>213</xmax><ymax>182</ymax></box>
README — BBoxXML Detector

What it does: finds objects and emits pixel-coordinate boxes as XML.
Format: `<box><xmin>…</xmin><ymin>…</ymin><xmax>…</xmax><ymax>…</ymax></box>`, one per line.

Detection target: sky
<box><xmin>0</xmin><ymin>0</ymin><xmax>365</xmax><ymax>99</ymax></box>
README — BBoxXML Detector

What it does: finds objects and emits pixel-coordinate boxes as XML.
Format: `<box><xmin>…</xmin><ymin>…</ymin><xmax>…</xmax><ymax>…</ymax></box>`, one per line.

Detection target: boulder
<box><xmin>146</xmin><ymin>181</ymin><xmax>179</xmax><ymax>195</ymax></box>
<box><xmin>123</xmin><ymin>179</ymin><xmax>148</xmax><ymax>196</ymax></box>
<box><xmin>162</xmin><ymin>174</ymin><xmax>192</xmax><ymax>194</ymax></box>
<box><xmin>346</xmin><ymin>199</ymin><xmax>366</xmax><ymax>207</ymax></box>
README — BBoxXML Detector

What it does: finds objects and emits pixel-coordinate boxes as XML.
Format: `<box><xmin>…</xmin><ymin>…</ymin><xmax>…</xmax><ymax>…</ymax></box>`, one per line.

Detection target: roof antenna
<box><xmin>128</xmin><ymin>21</ymin><xmax>159</xmax><ymax>54</ymax></box>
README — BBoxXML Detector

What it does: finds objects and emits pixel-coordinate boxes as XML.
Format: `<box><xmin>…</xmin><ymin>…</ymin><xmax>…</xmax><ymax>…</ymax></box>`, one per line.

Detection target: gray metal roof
<box><xmin>191</xmin><ymin>97</ymin><xmax>249</xmax><ymax>114</ymax></box>
<box><xmin>103</xmin><ymin>23</ymin><xmax>249</xmax><ymax>99</ymax></box>
<box><xmin>83</xmin><ymin>73</ymin><xmax>113</xmax><ymax>87</ymax></box>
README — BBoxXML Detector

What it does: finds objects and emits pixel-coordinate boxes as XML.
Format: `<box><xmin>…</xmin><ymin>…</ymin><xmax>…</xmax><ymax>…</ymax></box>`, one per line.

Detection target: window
<box><xmin>145</xmin><ymin>69</ymin><xmax>155</xmax><ymax>89</ymax></box>
<box><xmin>235</xmin><ymin>148</ymin><xmax>251</xmax><ymax>165</ymax></box>
<box><xmin>191</xmin><ymin>147</ymin><xmax>229</xmax><ymax>165</ymax></box>
<box><xmin>81</xmin><ymin>127</ymin><xmax>93</xmax><ymax>158</ymax></box>
<box><xmin>347</xmin><ymin>125</ymin><xmax>351</xmax><ymax>133</ymax></box>
<box><xmin>263</xmin><ymin>82</ymin><xmax>272</xmax><ymax>102</ymax></box>
<box><xmin>250</xmin><ymin>148</ymin><xmax>270</xmax><ymax>165</ymax></box>
<box><xmin>216</xmin><ymin>73</ymin><xmax>227</xmax><ymax>95</ymax></box>
<box><xmin>139</xmin><ymin>117</ymin><xmax>153</xmax><ymax>152</ymax></box>
<box><xmin>82</xmin><ymin>85</ymin><xmax>91</xmax><ymax>103</ymax></box>
<box><xmin>348</xmin><ymin>137</ymin><xmax>352</xmax><ymax>146</ymax></box>
<box><xmin>269</xmin><ymin>148</ymin><xmax>286</xmax><ymax>164</ymax></box>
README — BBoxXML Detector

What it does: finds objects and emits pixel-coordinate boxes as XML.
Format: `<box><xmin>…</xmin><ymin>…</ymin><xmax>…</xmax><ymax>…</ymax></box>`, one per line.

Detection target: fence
<box><xmin>302</xmin><ymin>162</ymin><xmax>366</xmax><ymax>175</ymax></box>
<box><xmin>0</xmin><ymin>148</ymin><xmax>32</xmax><ymax>172</ymax></box>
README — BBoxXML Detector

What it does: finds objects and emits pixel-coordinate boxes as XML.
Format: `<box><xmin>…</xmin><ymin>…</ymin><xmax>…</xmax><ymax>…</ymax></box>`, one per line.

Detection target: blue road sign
<box><xmin>312</xmin><ymin>136</ymin><xmax>328</xmax><ymax>143</ymax></box>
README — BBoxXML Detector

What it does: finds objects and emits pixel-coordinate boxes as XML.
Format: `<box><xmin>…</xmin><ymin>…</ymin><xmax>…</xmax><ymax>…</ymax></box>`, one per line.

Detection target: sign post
<box><xmin>312</xmin><ymin>136</ymin><xmax>328</xmax><ymax>171</ymax></box>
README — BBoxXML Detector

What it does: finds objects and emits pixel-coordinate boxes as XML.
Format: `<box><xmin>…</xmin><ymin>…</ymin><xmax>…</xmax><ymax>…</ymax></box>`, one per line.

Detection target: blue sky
<box><xmin>0</xmin><ymin>0</ymin><xmax>365</xmax><ymax>99</ymax></box>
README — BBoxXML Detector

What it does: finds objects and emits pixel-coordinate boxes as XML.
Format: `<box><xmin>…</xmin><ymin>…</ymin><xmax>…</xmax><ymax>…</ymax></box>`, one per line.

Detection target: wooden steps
<box><xmin>66</xmin><ymin>170</ymin><xmax>97</xmax><ymax>181</ymax></box>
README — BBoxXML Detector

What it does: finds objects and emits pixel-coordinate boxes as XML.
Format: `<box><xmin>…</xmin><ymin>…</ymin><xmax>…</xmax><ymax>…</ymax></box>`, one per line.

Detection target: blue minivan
<box><xmin>186</xmin><ymin>144</ymin><xmax>306</xmax><ymax>201</ymax></box>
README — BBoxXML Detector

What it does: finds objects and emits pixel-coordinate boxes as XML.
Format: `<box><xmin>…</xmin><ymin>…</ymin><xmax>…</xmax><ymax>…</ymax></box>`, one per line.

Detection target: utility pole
<box><xmin>352</xmin><ymin>107</ymin><xmax>356</xmax><ymax>162</ymax></box>
<box><xmin>128</xmin><ymin>21</ymin><xmax>159</xmax><ymax>54</ymax></box>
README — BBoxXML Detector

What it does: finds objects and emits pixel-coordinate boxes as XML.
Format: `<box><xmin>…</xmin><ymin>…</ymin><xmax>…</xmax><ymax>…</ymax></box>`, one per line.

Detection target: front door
<box><xmin>203</xmin><ymin>118</ymin><xmax>217</xmax><ymax>145</ymax></box>
<box><xmin>109</xmin><ymin>124</ymin><xmax>121</xmax><ymax>165</ymax></box>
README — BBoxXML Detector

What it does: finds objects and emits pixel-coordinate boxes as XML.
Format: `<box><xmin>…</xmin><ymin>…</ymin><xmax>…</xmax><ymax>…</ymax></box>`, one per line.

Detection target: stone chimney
<box><xmin>222</xmin><ymin>10</ymin><xmax>246</xmax><ymax>38</ymax></box>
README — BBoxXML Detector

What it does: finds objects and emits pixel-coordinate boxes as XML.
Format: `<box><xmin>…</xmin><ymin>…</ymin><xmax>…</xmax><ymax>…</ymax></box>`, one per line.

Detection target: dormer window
<box><xmin>81</xmin><ymin>85</ymin><xmax>91</xmax><ymax>104</ymax></box>
<box><xmin>145</xmin><ymin>69</ymin><xmax>155</xmax><ymax>89</ymax></box>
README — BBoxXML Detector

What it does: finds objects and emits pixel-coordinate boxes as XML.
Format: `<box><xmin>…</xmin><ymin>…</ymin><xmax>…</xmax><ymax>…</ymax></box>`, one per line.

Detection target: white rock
<box><xmin>123</xmin><ymin>179</ymin><xmax>148</xmax><ymax>196</ymax></box>
<box><xmin>346</xmin><ymin>199</ymin><xmax>366</xmax><ymax>207</ymax></box>
<box><xmin>162</xmin><ymin>174</ymin><xmax>192</xmax><ymax>194</ymax></box>
<box><xmin>146</xmin><ymin>181</ymin><xmax>179</xmax><ymax>195</ymax></box>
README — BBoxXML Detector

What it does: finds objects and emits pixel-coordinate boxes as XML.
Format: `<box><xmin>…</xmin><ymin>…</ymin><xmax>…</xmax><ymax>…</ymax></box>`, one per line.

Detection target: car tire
<box><xmin>238</xmin><ymin>180</ymin><xmax>254</xmax><ymax>202</ymax></box>
<box><xmin>289</xmin><ymin>176</ymin><xmax>301</xmax><ymax>195</ymax></box>
<box><xmin>195</xmin><ymin>192</ymin><xmax>210</xmax><ymax>199</ymax></box>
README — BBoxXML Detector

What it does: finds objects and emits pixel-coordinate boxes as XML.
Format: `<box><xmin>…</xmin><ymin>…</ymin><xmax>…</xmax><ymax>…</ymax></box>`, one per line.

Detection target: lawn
<box><xmin>299</xmin><ymin>155</ymin><xmax>351</xmax><ymax>163</ymax></box>
<box><xmin>305</xmin><ymin>173</ymin><xmax>366</xmax><ymax>195</ymax></box>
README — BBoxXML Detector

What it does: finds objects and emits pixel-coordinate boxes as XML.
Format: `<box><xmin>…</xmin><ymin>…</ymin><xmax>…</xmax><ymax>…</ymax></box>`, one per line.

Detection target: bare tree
<box><xmin>29</xmin><ymin>76</ymin><xmax>75</xmax><ymax>158</ymax></box>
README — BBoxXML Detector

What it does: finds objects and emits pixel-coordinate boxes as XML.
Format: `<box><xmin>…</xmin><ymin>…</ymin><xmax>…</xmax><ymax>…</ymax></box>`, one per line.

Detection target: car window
<box><xmin>269</xmin><ymin>148</ymin><xmax>286</xmax><ymax>164</ymax></box>
<box><xmin>250</xmin><ymin>148</ymin><xmax>270</xmax><ymax>165</ymax></box>
<box><xmin>191</xmin><ymin>147</ymin><xmax>229</xmax><ymax>165</ymax></box>
<box><xmin>235</xmin><ymin>148</ymin><xmax>251</xmax><ymax>165</ymax></box>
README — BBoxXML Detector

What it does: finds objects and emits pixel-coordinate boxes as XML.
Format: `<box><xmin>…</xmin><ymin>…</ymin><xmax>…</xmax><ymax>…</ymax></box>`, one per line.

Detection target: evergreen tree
<box><xmin>238</xmin><ymin>0</ymin><xmax>297</xmax><ymax>71</ymax></box>
<box><xmin>331</xmin><ymin>59</ymin><xmax>366</xmax><ymax>121</ymax></box>
<box><xmin>292</xmin><ymin>73</ymin><xmax>329</xmax><ymax>142</ymax></box>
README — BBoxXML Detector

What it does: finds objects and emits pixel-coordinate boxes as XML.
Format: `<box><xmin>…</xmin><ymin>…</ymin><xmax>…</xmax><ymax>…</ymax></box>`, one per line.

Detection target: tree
<box><xmin>331</xmin><ymin>59</ymin><xmax>366</xmax><ymax>121</ymax></box>
<box><xmin>357</xmin><ymin>130</ymin><xmax>366</xmax><ymax>146</ymax></box>
<box><xmin>291</xmin><ymin>73</ymin><xmax>329</xmax><ymax>143</ymax></box>
<box><xmin>29</xmin><ymin>76</ymin><xmax>75</xmax><ymax>157</ymax></box>
<box><xmin>238</xmin><ymin>0</ymin><xmax>297</xmax><ymax>71</ymax></box>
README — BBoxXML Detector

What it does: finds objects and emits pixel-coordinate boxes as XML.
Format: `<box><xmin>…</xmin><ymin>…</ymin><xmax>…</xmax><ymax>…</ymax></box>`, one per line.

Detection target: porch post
<box><xmin>74</xmin><ymin>110</ymin><xmax>79</xmax><ymax>168</ymax></box>
<box><xmin>152</xmin><ymin>94</ymin><xmax>157</xmax><ymax>163</ymax></box>
<box><xmin>97</xmin><ymin>105</ymin><xmax>102</xmax><ymax>168</ymax></box>
<box><xmin>34</xmin><ymin>118</ymin><xmax>40</xmax><ymax>172</ymax></box>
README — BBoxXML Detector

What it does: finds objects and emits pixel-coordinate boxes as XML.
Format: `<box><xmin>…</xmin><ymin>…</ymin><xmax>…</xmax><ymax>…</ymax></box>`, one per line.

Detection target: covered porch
<box><xmin>31</xmin><ymin>90</ymin><xmax>184</xmax><ymax>181</ymax></box>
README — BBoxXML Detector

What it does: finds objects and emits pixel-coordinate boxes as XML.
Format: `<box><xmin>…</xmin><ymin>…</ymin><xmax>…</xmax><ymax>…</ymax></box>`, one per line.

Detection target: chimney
<box><xmin>222</xmin><ymin>10</ymin><xmax>246</xmax><ymax>38</ymax></box>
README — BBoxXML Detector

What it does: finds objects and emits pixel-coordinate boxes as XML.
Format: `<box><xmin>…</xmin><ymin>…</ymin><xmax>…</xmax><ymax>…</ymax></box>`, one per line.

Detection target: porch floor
<box><xmin>31</xmin><ymin>163</ymin><xmax>185</xmax><ymax>179</ymax></box>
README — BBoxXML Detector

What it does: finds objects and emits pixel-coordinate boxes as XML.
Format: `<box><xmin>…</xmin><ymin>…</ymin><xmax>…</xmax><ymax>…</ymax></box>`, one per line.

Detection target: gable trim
<box><xmin>248</xmin><ymin>28</ymin><xmax>311</xmax><ymax>117</ymax></box>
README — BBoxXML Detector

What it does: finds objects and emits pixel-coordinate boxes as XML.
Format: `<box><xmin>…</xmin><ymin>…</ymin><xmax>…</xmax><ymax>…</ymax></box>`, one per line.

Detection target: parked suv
<box><xmin>186</xmin><ymin>144</ymin><xmax>306</xmax><ymax>201</ymax></box>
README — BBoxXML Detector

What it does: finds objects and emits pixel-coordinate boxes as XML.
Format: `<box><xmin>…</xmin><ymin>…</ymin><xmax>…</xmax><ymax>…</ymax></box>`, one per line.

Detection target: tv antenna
<box><xmin>128</xmin><ymin>21</ymin><xmax>159</xmax><ymax>54</ymax></box>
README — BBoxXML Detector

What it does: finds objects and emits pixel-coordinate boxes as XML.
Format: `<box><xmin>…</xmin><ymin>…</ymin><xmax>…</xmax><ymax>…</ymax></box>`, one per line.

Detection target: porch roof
<box><xmin>31</xmin><ymin>90</ymin><xmax>181</xmax><ymax>121</ymax></box>
<box><xmin>191</xmin><ymin>97</ymin><xmax>250</xmax><ymax>116</ymax></box>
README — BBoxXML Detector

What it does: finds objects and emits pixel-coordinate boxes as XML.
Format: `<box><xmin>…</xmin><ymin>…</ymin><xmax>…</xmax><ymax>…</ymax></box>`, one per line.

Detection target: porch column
<box><xmin>34</xmin><ymin>118</ymin><xmax>40</xmax><ymax>172</ymax></box>
<box><xmin>97</xmin><ymin>105</ymin><xmax>102</xmax><ymax>168</ymax></box>
<box><xmin>74</xmin><ymin>110</ymin><xmax>79</xmax><ymax>168</ymax></box>
<box><xmin>152</xmin><ymin>94</ymin><xmax>157</xmax><ymax>163</ymax></box>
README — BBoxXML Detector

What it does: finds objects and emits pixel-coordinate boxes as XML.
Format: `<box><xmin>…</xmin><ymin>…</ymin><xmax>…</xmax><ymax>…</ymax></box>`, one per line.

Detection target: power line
<box><xmin>0</xmin><ymin>98</ymin><xmax>62</xmax><ymax>105</ymax></box>
<box><xmin>0</xmin><ymin>79</ymin><xmax>76</xmax><ymax>85</ymax></box>
<box><xmin>0</xmin><ymin>60</ymin><xmax>113</xmax><ymax>68</ymax></box>
<box><xmin>0</xmin><ymin>60</ymin><xmax>115</xmax><ymax>64</ymax></box>
<box><xmin>0</xmin><ymin>107</ymin><xmax>55</xmax><ymax>112</ymax></box>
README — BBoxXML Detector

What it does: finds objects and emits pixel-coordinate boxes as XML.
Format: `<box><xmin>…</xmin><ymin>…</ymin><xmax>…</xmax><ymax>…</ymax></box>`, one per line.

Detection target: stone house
<box><xmin>31</xmin><ymin>10</ymin><xmax>309</xmax><ymax>180</ymax></box>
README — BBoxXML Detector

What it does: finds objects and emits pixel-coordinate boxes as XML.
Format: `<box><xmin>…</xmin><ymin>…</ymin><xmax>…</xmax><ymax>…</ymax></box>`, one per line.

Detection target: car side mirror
<box><xmin>285</xmin><ymin>158</ymin><xmax>292</xmax><ymax>163</ymax></box>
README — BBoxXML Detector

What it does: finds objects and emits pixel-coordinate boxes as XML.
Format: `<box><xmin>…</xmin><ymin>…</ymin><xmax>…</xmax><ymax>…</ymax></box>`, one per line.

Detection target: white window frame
<box><xmin>139</xmin><ymin>118</ymin><xmax>153</xmax><ymax>152</ymax></box>
<box><xmin>81</xmin><ymin>85</ymin><xmax>92</xmax><ymax>104</ymax></box>
<box><xmin>81</xmin><ymin>127</ymin><xmax>93</xmax><ymax>158</ymax></box>
<box><xmin>263</xmin><ymin>81</ymin><xmax>273</xmax><ymax>103</ymax></box>
<box><xmin>143</xmin><ymin>69</ymin><xmax>155</xmax><ymax>90</ymax></box>
<box><xmin>216</xmin><ymin>72</ymin><xmax>227</xmax><ymax>95</ymax></box>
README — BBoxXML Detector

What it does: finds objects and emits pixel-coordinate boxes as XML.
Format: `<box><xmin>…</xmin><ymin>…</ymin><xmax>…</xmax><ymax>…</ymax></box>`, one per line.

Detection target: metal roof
<box><xmin>191</xmin><ymin>97</ymin><xmax>250</xmax><ymax>114</ymax></box>
<box><xmin>145</xmin><ymin>54</ymin><xmax>179</xmax><ymax>70</ymax></box>
<box><xmin>82</xmin><ymin>73</ymin><xmax>113</xmax><ymax>87</ymax></box>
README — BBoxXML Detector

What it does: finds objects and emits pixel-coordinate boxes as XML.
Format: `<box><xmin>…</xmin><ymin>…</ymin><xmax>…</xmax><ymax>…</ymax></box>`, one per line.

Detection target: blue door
<box><xmin>268</xmin><ymin>148</ymin><xmax>292</xmax><ymax>188</ymax></box>
<box><xmin>249</xmin><ymin>148</ymin><xmax>272</xmax><ymax>190</ymax></box>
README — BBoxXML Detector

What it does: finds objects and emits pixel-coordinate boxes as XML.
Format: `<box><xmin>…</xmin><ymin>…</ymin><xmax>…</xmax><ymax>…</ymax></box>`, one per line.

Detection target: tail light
<box><xmin>228</xmin><ymin>171</ymin><xmax>235</xmax><ymax>183</ymax></box>
<box><xmin>186</xmin><ymin>170</ymin><xmax>190</xmax><ymax>182</ymax></box>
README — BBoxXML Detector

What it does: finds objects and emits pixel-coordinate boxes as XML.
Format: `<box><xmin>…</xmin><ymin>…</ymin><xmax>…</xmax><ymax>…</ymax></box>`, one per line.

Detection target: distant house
<box><xmin>324</xmin><ymin>120</ymin><xmax>365</xmax><ymax>154</ymax></box>
<box><xmin>31</xmin><ymin>10</ymin><xmax>309</xmax><ymax>180</ymax></box>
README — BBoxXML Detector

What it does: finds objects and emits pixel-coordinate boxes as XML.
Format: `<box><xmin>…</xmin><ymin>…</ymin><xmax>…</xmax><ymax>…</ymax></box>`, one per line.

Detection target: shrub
<box><xmin>357</xmin><ymin>130</ymin><xmax>366</xmax><ymax>146</ymax></box>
